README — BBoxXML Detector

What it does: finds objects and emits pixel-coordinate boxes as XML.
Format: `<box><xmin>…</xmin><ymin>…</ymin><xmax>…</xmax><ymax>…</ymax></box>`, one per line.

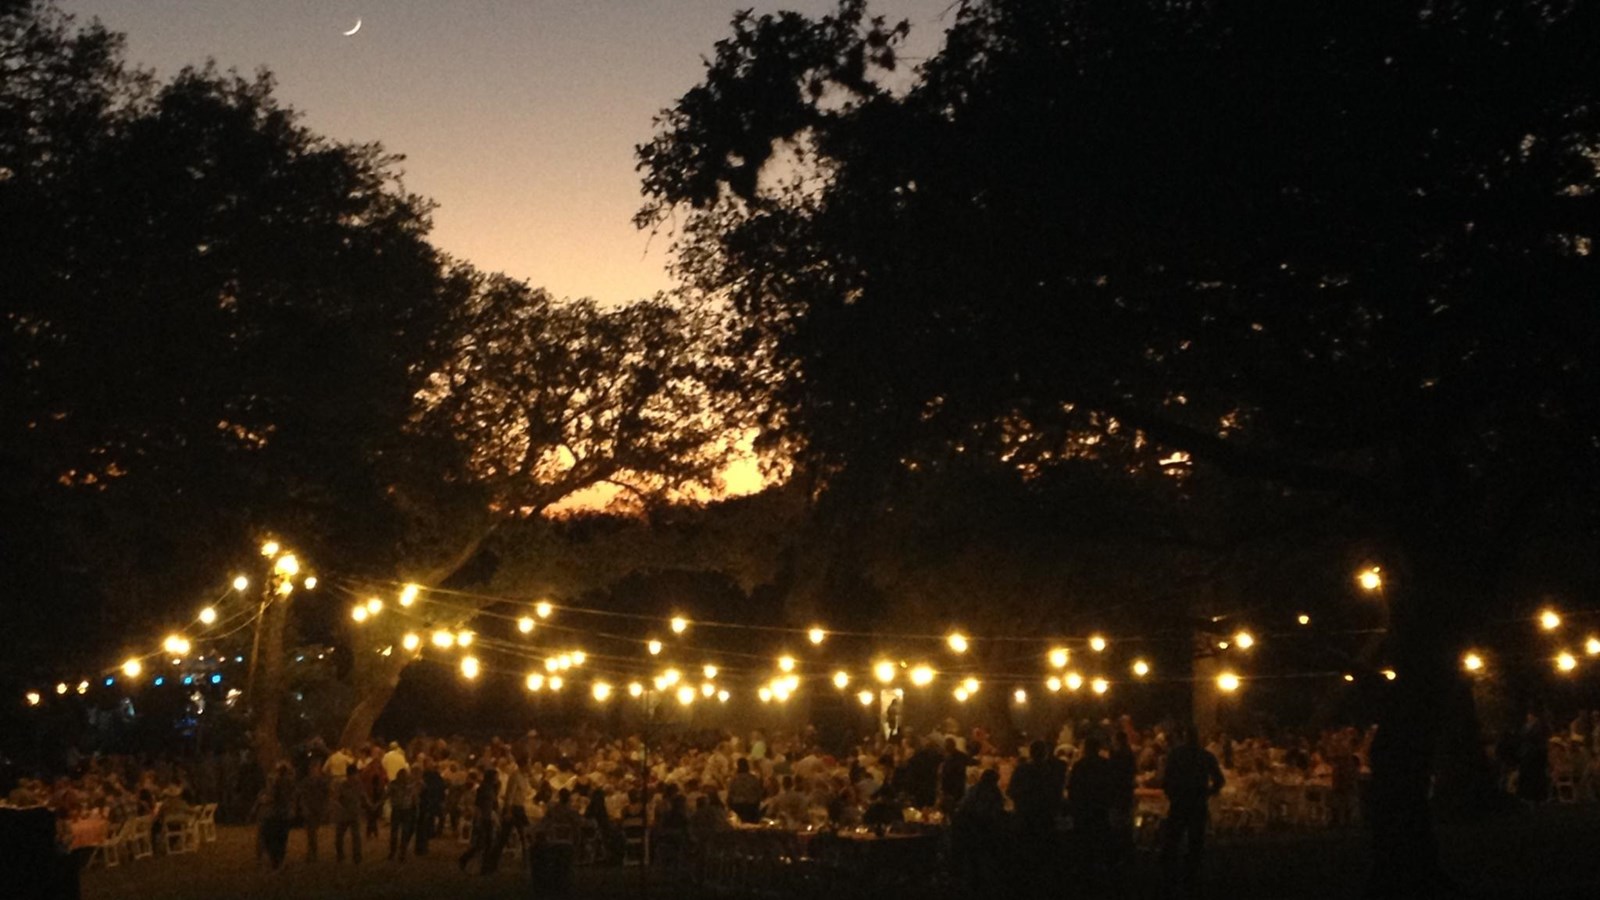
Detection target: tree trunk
<box><xmin>251</xmin><ymin>589</ymin><xmax>291</xmax><ymax>771</ymax></box>
<box><xmin>337</xmin><ymin>665</ymin><xmax>403</xmax><ymax>752</ymax></box>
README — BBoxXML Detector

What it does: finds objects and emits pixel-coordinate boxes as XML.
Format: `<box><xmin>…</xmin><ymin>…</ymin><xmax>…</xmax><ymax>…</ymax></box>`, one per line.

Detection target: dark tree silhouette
<box><xmin>639</xmin><ymin>1</ymin><xmax>1600</xmax><ymax>893</ymax></box>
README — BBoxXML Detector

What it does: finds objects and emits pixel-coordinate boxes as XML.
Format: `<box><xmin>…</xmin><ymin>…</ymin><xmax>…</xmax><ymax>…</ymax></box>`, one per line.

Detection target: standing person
<box><xmin>1516</xmin><ymin>711</ymin><xmax>1551</xmax><ymax>805</ymax></box>
<box><xmin>457</xmin><ymin>766</ymin><xmax>499</xmax><ymax>874</ymax></box>
<box><xmin>259</xmin><ymin>762</ymin><xmax>296</xmax><ymax>871</ymax></box>
<box><xmin>1069</xmin><ymin>735</ymin><xmax>1113</xmax><ymax>885</ymax></box>
<box><xmin>416</xmin><ymin>756</ymin><xmax>445</xmax><ymax>856</ymax></box>
<box><xmin>1160</xmin><ymin>724</ymin><xmax>1226</xmax><ymax>893</ymax></box>
<box><xmin>1008</xmin><ymin>739</ymin><xmax>1065</xmax><ymax>895</ymax></box>
<box><xmin>937</xmin><ymin>738</ymin><xmax>972</xmax><ymax>816</ymax></box>
<box><xmin>386</xmin><ymin>768</ymin><xmax>419</xmax><ymax>861</ymax></box>
<box><xmin>297</xmin><ymin>765</ymin><xmax>331</xmax><ymax>862</ymax></box>
<box><xmin>358</xmin><ymin>746</ymin><xmax>388</xmax><ymax>840</ymax></box>
<box><xmin>1107</xmin><ymin>730</ymin><xmax>1138</xmax><ymax>872</ymax></box>
<box><xmin>726</xmin><ymin>758</ymin><xmax>764</xmax><ymax>824</ymax></box>
<box><xmin>332</xmin><ymin>765</ymin><xmax>366</xmax><ymax>864</ymax></box>
<box><xmin>486</xmin><ymin>758</ymin><xmax>531</xmax><ymax>873</ymax></box>
<box><xmin>382</xmin><ymin>742</ymin><xmax>409</xmax><ymax>782</ymax></box>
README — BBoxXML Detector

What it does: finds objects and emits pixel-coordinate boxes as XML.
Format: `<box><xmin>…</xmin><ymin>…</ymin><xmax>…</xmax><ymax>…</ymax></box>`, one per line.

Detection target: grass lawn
<box><xmin>81</xmin><ymin>804</ymin><xmax>1600</xmax><ymax>899</ymax></box>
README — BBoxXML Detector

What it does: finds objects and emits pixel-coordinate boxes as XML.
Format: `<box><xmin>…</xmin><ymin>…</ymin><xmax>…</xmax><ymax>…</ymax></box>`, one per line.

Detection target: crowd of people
<box><xmin>5</xmin><ymin>707</ymin><xmax>1598</xmax><ymax>893</ymax></box>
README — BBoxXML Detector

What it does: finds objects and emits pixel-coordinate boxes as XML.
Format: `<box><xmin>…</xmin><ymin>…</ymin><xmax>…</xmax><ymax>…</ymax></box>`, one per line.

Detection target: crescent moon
<box><xmin>343</xmin><ymin>19</ymin><xmax>362</xmax><ymax>36</ymax></box>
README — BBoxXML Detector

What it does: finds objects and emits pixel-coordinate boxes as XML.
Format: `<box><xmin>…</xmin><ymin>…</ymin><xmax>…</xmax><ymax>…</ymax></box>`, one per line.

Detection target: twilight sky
<box><xmin>64</xmin><ymin>0</ymin><xmax>950</xmax><ymax>306</ymax></box>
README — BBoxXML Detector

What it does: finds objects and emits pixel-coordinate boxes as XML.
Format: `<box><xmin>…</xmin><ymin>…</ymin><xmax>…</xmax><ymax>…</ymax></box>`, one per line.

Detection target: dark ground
<box><xmin>80</xmin><ymin>804</ymin><xmax>1600</xmax><ymax>900</ymax></box>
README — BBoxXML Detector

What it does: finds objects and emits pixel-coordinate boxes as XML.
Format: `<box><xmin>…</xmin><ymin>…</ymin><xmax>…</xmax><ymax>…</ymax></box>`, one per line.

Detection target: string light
<box><xmin>1234</xmin><ymin>631</ymin><xmax>1255</xmax><ymax>650</ymax></box>
<box><xmin>431</xmin><ymin>630</ymin><xmax>454</xmax><ymax>649</ymax></box>
<box><xmin>953</xmin><ymin>687</ymin><xmax>970</xmax><ymax>703</ymax></box>
<box><xmin>647</xmin><ymin>640</ymin><xmax>663</xmax><ymax>656</ymax></box>
<box><xmin>1013</xmin><ymin>688</ymin><xmax>1027</xmax><ymax>703</ymax></box>
<box><xmin>857</xmin><ymin>689</ymin><xmax>875</xmax><ymax>706</ymax></box>
<box><xmin>260</xmin><ymin>540</ymin><xmax>279</xmax><ymax>557</ymax></box>
<box><xmin>277</xmin><ymin>580</ymin><xmax>294</xmax><ymax>596</ymax></box>
<box><xmin>1217</xmin><ymin>672</ymin><xmax>1242</xmax><ymax>692</ymax></box>
<box><xmin>874</xmin><ymin>661</ymin><xmax>897</xmax><ymax>684</ymax></box>
<box><xmin>961</xmin><ymin>677</ymin><xmax>980</xmax><ymax>694</ymax></box>
<box><xmin>702</xmin><ymin>664</ymin><xmax>718</xmax><ymax>679</ymax></box>
<box><xmin>670</xmin><ymin>616</ymin><xmax>689</xmax><ymax>635</ymax></box>
<box><xmin>663</xmin><ymin>668</ymin><xmax>681</xmax><ymax>686</ymax></box>
<box><xmin>833</xmin><ymin>671</ymin><xmax>850</xmax><ymax>689</ymax></box>
<box><xmin>198</xmin><ymin>607</ymin><xmax>218</xmax><ymax>626</ymax></box>
<box><xmin>1048</xmin><ymin>647</ymin><xmax>1069</xmax><ymax>668</ymax></box>
<box><xmin>717</xmin><ymin>690</ymin><xmax>730</xmax><ymax>703</ymax></box>
<box><xmin>55</xmin><ymin>683</ymin><xmax>68</xmax><ymax>696</ymax></box>
<box><xmin>1089</xmin><ymin>635</ymin><xmax>1107</xmax><ymax>653</ymax></box>
<box><xmin>910</xmin><ymin>665</ymin><xmax>935</xmax><ymax>687</ymax></box>
<box><xmin>1046</xmin><ymin>676</ymin><xmax>1062</xmax><ymax>692</ymax></box>
<box><xmin>456</xmin><ymin>631</ymin><xmax>474</xmax><ymax>647</ymax></box>
<box><xmin>303</xmin><ymin>576</ymin><xmax>317</xmax><ymax>590</ymax></box>
<box><xmin>1462</xmin><ymin>652</ymin><xmax>1484</xmax><ymax>673</ymax></box>
<box><xmin>1540</xmin><ymin>609</ymin><xmax>1562</xmax><ymax>631</ymax></box>
<box><xmin>947</xmin><ymin>632</ymin><xmax>969</xmax><ymax>654</ymax></box>
<box><xmin>526</xmin><ymin>673</ymin><xmax>545</xmax><ymax>692</ymax></box>
<box><xmin>365</xmin><ymin>597</ymin><xmax>383</xmax><ymax>615</ymax></box>
<box><xmin>1357</xmin><ymin>567</ymin><xmax>1382</xmax><ymax>591</ymax></box>
<box><xmin>593</xmin><ymin>682</ymin><xmax>612</xmax><ymax>701</ymax></box>
<box><xmin>351</xmin><ymin>606</ymin><xmax>369</xmax><ymax>623</ymax></box>
<box><xmin>759</xmin><ymin>687</ymin><xmax>773</xmax><ymax>703</ymax></box>
<box><xmin>557</xmin><ymin>654</ymin><xmax>573</xmax><ymax>670</ymax></box>
<box><xmin>1586</xmin><ymin>637</ymin><xmax>1600</xmax><ymax>656</ymax></box>
<box><xmin>1065</xmin><ymin>672</ymin><xmax>1083</xmax><ymax>691</ymax></box>
<box><xmin>1132</xmin><ymin>659</ymin><xmax>1150</xmax><ymax>677</ymax></box>
<box><xmin>545</xmin><ymin>657</ymin><xmax>560</xmax><ymax>673</ymax></box>
<box><xmin>1342</xmin><ymin>673</ymin><xmax>1355</xmax><ymax>683</ymax></box>
<box><xmin>771</xmin><ymin>680</ymin><xmax>792</xmax><ymax>702</ymax></box>
<box><xmin>399</xmin><ymin>584</ymin><xmax>420</xmax><ymax>607</ymax></box>
<box><xmin>808</xmin><ymin>627</ymin><xmax>826</xmax><ymax>645</ymax></box>
<box><xmin>676</xmin><ymin>685</ymin><xmax>696</xmax><ymax>706</ymax></box>
<box><xmin>460</xmin><ymin>656</ymin><xmax>480</xmax><ymax>679</ymax></box>
<box><xmin>1297</xmin><ymin>614</ymin><xmax>1311</xmax><ymax>626</ymax></box>
<box><xmin>273</xmin><ymin>554</ymin><xmax>299</xmax><ymax>577</ymax></box>
<box><xmin>1381</xmin><ymin>669</ymin><xmax>1397</xmax><ymax>681</ymax></box>
<box><xmin>701</xmin><ymin>682</ymin><xmax>716</xmax><ymax>698</ymax></box>
<box><xmin>121</xmin><ymin>659</ymin><xmax>142</xmax><ymax>679</ymax></box>
<box><xmin>535</xmin><ymin>601</ymin><xmax>554</xmax><ymax>619</ymax></box>
<box><xmin>628</xmin><ymin>682</ymin><xmax>644</xmax><ymax>698</ymax></box>
<box><xmin>76</xmin><ymin>680</ymin><xmax>88</xmax><ymax>695</ymax></box>
<box><xmin>162</xmin><ymin>635</ymin><xmax>191</xmax><ymax>656</ymax></box>
<box><xmin>518</xmin><ymin>616</ymin><xmax>535</xmax><ymax>634</ymax></box>
<box><xmin>1556</xmin><ymin>652</ymin><xmax>1577</xmax><ymax>673</ymax></box>
<box><xmin>549</xmin><ymin>676</ymin><xmax>563</xmax><ymax>691</ymax></box>
<box><xmin>571</xmin><ymin>650</ymin><xmax>586</xmax><ymax>666</ymax></box>
<box><xmin>25</xmin><ymin>691</ymin><xmax>41</xmax><ymax>707</ymax></box>
<box><xmin>402</xmin><ymin>633</ymin><xmax>420</xmax><ymax>652</ymax></box>
<box><xmin>777</xmin><ymin>655</ymin><xmax>796</xmax><ymax>673</ymax></box>
<box><xmin>232</xmin><ymin>575</ymin><xmax>249</xmax><ymax>592</ymax></box>
<box><xmin>1091</xmin><ymin>677</ymin><xmax>1109</xmax><ymax>695</ymax></box>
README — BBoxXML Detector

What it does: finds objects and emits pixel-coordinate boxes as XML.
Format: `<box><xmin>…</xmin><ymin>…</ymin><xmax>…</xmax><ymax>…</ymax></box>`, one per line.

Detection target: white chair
<box><xmin>195</xmin><ymin>803</ymin><xmax>219</xmax><ymax>842</ymax></box>
<box><xmin>162</xmin><ymin>816</ymin><xmax>199</xmax><ymax>854</ymax></box>
<box><xmin>130</xmin><ymin>816</ymin><xmax>155</xmax><ymax>860</ymax></box>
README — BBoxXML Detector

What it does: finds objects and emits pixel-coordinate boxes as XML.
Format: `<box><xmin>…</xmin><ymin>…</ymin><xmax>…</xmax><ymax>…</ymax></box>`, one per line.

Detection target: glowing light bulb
<box><xmin>647</xmin><ymin>639</ymin><xmax>663</xmax><ymax>656</ymax></box>
<box><xmin>1357</xmin><ymin>567</ymin><xmax>1382</xmax><ymax>591</ymax></box>
<box><xmin>365</xmin><ymin>597</ymin><xmax>383</xmax><ymax>615</ymax></box>
<box><xmin>1557</xmin><ymin>652</ymin><xmax>1577</xmax><ymax>673</ymax></box>
<box><xmin>953</xmin><ymin>687</ymin><xmax>970</xmax><ymax>703</ymax></box>
<box><xmin>549</xmin><ymin>676</ymin><xmax>563</xmax><ymax>691</ymax></box>
<box><xmin>571</xmin><ymin>650</ymin><xmax>586</xmax><ymax>666</ymax></box>
<box><xmin>402</xmin><ymin>633</ymin><xmax>420</xmax><ymax>652</ymax></box>
<box><xmin>557</xmin><ymin>654</ymin><xmax>572</xmax><ymax>670</ymax></box>
<box><xmin>1343</xmin><ymin>673</ymin><xmax>1355</xmax><ymax>683</ymax></box>
<box><xmin>703</xmin><ymin>664</ymin><xmax>718</xmax><ymax>680</ymax></box>
<box><xmin>232</xmin><ymin>575</ymin><xmax>249</xmax><ymax>592</ymax></box>
<box><xmin>1586</xmin><ymin>637</ymin><xmax>1600</xmax><ymax>656</ymax></box>
<box><xmin>1089</xmin><ymin>635</ymin><xmax>1107</xmax><ymax>653</ymax></box>
<box><xmin>25</xmin><ymin>691</ymin><xmax>41</xmax><ymax>707</ymax></box>
<box><xmin>518</xmin><ymin>616</ymin><xmax>535</xmax><ymax>634</ymax></box>
<box><xmin>198</xmin><ymin>606</ymin><xmax>218</xmax><ymax>626</ymax></box>
<box><xmin>303</xmin><ymin>576</ymin><xmax>317</xmax><ymax>590</ymax></box>
<box><xmin>1540</xmin><ymin>609</ymin><xmax>1562</xmax><ymax>631</ymax></box>
<box><xmin>1217</xmin><ymin>672</ymin><xmax>1241</xmax><ymax>693</ymax></box>
<box><xmin>459</xmin><ymin>656</ymin><xmax>480</xmax><ymax>680</ymax></box>
<box><xmin>961</xmin><ymin>677</ymin><xmax>980</xmax><ymax>694</ymax></box>
<box><xmin>759</xmin><ymin>687</ymin><xmax>773</xmax><ymax>703</ymax></box>
<box><xmin>857</xmin><ymin>689</ymin><xmax>875</xmax><ymax>706</ymax></box>
<box><xmin>777</xmin><ymin>655</ymin><xmax>796</xmax><ymax>673</ymax></box>
<box><xmin>1381</xmin><ymin>669</ymin><xmax>1397</xmax><ymax>681</ymax></box>
<box><xmin>1013</xmin><ymin>688</ymin><xmax>1027</xmax><ymax>703</ymax></box>
<box><xmin>76</xmin><ymin>680</ymin><xmax>89</xmax><ymax>695</ymax></box>
<box><xmin>122</xmin><ymin>658</ymin><xmax>143</xmax><ymax>678</ymax></box>
<box><xmin>701</xmin><ymin>682</ymin><xmax>715</xmax><ymax>698</ymax></box>
<box><xmin>717</xmin><ymin>689</ymin><xmax>730</xmax><ymax>703</ymax></box>
<box><xmin>628</xmin><ymin>682</ymin><xmax>643</xmax><ymax>698</ymax></box>
<box><xmin>1132</xmin><ymin>659</ymin><xmax>1150</xmax><ymax>677</ymax></box>
<box><xmin>910</xmin><ymin>665</ymin><xmax>935</xmax><ymax>687</ymax></box>
<box><xmin>545</xmin><ymin>657</ymin><xmax>560</xmax><ymax>673</ymax></box>
<box><xmin>1046</xmin><ymin>676</ymin><xmax>1062</xmax><ymax>693</ymax></box>
<box><xmin>663</xmin><ymin>668</ymin><xmax>681</xmax><ymax>686</ymax></box>
<box><xmin>808</xmin><ymin>627</ymin><xmax>826</xmax><ymax>645</ymax></box>
<box><xmin>526</xmin><ymin>673</ymin><xmax>544</xmax><ymax>692</ymax></box>
<box><xmin>833</xmin><ymin>671</ymin><xmax>850</xmax><ymax>689</ymax></box>
<box><xmin>1065</xmin><ymin>672</ymin><xmax>1083</xmax><ymax>692</ymax></box>
<box><xmin>273</xmin><ymin>554</ymin><xmax>299</xmax><ymax>577</ymax></box>
<box><xmin>593</xmin><ymin>682</ymin><xmax>613</xmax><ymax>701</ymax></box>
<box><xmin>260</xmin><ymin>540</ymin><xmax>279</xmax><ymax>557</ymax></box>
<box><xmin>670</xmin><ymin>616</ymin><xmax>688</xmax><ymax>634</ymax></box>
<box><xmin>676</xmin><ymin>685</ymin><xmax>695</xmax><ymax>706</ymax></box>
<box><xmin>56</xmin><ymin>683</ymin><xmax>68</xmax><ymax>696</ymax></box>
<box><xmin>456</xmin><ymin>631</ymin><xmax>473</xmax><ymax>647</ymax></box>
<box><xmin>1048</xmin><ymin>647</ymin><xmax>1070</xmax><ymax>668</ymax></box>
<box><xmin>432</xmin><ymin>630</ymin><xmax>454</xmax><ymax>649</ymax></box>
<box><xmin>1234</xmin><ymin>631</ymin><xmax>1255</xmax><ymax>650</ymax></box>
<box><xmin>399</xmin><ymin>584</ymin><xmax>419</xmax><ymax>607</ymax></box>
<box><xmin>873</xmin><ymin>661</ymin><xmax>897</xmax><ymax>684</ymax></box>
<box><xmin>1091</xmin><ymin>678</ymin><xmax>1109</xmax><ymax>695</ymax></box>
<box><xmin>535</xmin><ymin>601</ymin><xmax>553</xmax><ymax>619</ymax></box>
<box><xmin>947</xmin><ymin>632</ymin><xmax>969</xmax><ymax>654</ymax></box>
<box><xmin>1297</xmin><ymin>614</ymin><xmax>1311</xmax><ymax>626</ymax></box>
<box><xmin>163</xmin><ymin>634</ymin><xmax>189</xmax><ymax>655</ymax></box>
<box><xmin>1463</xmin><ymin>652</ymin><xmax>1484</xmax><ymax>673</ymax></box>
